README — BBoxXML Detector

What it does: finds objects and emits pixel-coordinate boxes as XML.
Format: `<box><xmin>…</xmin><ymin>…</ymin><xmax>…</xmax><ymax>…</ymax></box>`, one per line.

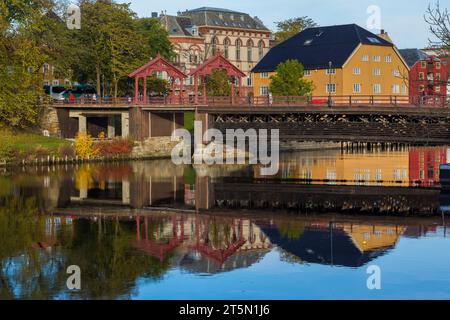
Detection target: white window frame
<box><xmin>373</xmin><ymin>55</ymin><xmax>381</xmax><ymax>62</ymax></box>
<box><xmin>326</xmin><ymin>68</ymin><xmax>336</xmax><ymax>75</ymax></box>
<box><xmin>373</xmin><ymin>83</ymin><xmax>381</xmax><ymax>94</ymax></box>
<box><xmin>373</xmin><ymin>68</ymin><xmax>381</xmax><ymax>76</ymax></box>
<box><xmin>304</xmin><ymin>70</ymin><xmax>311</xmax><ymax>76</ymax></box>
<box><xmin>362</xmin><ymin>55</ymin><xmax>369</xmax><ymax>62</ymax></box>
<box><xmin>260</xmin><ymin>72</ymin><xmax>269</xmax><ymax>78</ymax></box>
<box><xmin>353</xmin><ymin>83</ymin><xmax>362</xmax><ymax>93</ymax></box>
<box><xmin>392</xmin><ymin>84</ymin><xmax>400</xmax><ymax>94</ymax></box>
<box><xmin>385</xmin><ymin>55</ymin><xmax>392</xmax><ymax>63</ymax></box>
<box><xmin>260</xmin><ymin>86</ymin><xmax>269</xmax><ymax>95</ymax></box>
<box><xmin>353</xmin><ymin>67</ymin><xmax>361</xmax><ymax>75</ymax></box>
<box><xmin>326</xmin><ymin>83</ymin><xmax>336</xmax><ymax>93</ymax></box>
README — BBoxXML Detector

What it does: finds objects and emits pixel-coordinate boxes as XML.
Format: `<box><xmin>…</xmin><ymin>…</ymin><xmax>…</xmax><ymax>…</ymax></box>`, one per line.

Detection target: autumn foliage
<box><xmin>94</xmin><ymin>138</ymin><xmax>134</xmax><ymax>156</ymax></box>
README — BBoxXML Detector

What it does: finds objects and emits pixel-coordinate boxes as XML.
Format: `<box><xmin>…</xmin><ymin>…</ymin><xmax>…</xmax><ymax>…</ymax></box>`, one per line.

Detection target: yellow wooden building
<box><xmin>252</xmin><ymin>24</ymin><xmax>410</xmax><ymax>98</ymax></box>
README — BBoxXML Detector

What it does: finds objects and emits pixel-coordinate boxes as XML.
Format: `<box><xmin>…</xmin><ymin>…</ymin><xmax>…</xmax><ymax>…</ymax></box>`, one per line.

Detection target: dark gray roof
<box><xmin>398</xmin><ymin>48</ymin><xmax>430</xmax><ymax>67</ymax></box>
<box><xmin>177</xmin><ymin>7</ymin><xmax>269</xmax><ymax>31</ymax></box>
<box><xmin>252</xmin><ymin>24</ymin><xmax>393</xmax><ymax>72</ymax></box>
<box><xmin>160</xmin><ymin>15</ymin><xmax>195</xmax><ymax>36</ymax></box>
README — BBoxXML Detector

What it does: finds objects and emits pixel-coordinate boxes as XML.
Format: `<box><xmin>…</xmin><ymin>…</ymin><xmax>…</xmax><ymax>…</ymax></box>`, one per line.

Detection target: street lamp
<box><xmin>328</xmin><ymin>61</ymin><xmax>333</xmax><ymax>108</ymax></box>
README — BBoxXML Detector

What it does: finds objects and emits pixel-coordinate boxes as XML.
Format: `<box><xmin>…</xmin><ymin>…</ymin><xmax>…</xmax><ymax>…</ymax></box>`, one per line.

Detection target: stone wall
<box><xmin>40</xmin><ymin>106</ymin><xmax>61</xmax><ymax>136</ymax></box>
<box><xmin>133</xmin><ymin>136</ymin><xmax>184</xmax><ymax>159</ymax></box>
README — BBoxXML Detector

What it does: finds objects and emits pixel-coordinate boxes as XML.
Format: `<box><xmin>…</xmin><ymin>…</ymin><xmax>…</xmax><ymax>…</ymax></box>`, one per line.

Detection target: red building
<box><xmin>399</xmin><ymin>49</ymin><xmax>447</xmax><ymax>104</ymax></box>
<box><xmin>409</xmin><ymin>147</ymin><xmax>448</xmax><ymax>186</ymax></box>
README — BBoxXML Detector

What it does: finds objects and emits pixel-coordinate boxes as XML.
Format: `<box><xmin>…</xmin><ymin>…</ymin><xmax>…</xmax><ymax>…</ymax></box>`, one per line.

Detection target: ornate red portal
<box><xmin>128</xmin><ymin>53</ymin><xmax>187</xmax><ymax>104</ymax></box>
<box><xmin>189</xmin><ymin>53</ymin><xmax>246</xmax><ymax>105</ymax></box>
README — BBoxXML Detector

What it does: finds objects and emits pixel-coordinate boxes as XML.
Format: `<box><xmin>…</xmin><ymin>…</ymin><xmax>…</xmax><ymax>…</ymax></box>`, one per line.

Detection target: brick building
<box><xmin>160</xmin><ymin>7</ymin><xmax>272</xmax><ymax>96</ymax></box>
<box><xmin>399</xmin><ymin>49</ymin><xmax>447</xmax><ymax>102</ymax></box>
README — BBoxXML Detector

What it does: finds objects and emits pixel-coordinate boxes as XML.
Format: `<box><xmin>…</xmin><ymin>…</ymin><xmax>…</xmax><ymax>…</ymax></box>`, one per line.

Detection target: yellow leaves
<box><xmin>74</xmin><ymin>132</ymin><xmax>99</xmax><ymax>158</ymax></box>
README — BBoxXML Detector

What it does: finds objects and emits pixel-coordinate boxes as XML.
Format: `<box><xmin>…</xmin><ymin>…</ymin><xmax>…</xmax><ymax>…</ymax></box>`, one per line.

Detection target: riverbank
<box><xmin>0</xmin><ymin>130</ymin><xmax>73</xmax><ymax>164</ymax></box>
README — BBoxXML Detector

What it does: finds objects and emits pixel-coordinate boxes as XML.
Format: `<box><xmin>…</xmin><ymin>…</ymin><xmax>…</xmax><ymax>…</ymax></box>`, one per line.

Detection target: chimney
<box><xmin>378</xmin><ymin>29</ymin><xmax>393</xmax><ymax>44</ymax></box>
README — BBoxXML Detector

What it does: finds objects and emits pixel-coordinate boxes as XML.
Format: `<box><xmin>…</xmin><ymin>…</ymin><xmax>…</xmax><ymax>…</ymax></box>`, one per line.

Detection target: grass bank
<box><xmin>0</xmin><ymin>129</ymin><xmax>72</xmax><ymax>162</ymax></box>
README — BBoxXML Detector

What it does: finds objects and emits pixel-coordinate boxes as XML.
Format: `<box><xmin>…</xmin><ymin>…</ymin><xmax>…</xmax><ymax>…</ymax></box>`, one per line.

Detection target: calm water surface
<box><xmin>1</xmin><ymin>147</ymin><xmax>450</xmax><ymax>299</ymax></box>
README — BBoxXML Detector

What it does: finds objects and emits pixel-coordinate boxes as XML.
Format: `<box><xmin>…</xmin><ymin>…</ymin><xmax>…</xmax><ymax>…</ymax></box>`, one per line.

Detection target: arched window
<box><xmin>211</xmin><ymin>37</ymin><xmax>219</xmax><ymax>56</ymax></box>
<box><xmin>236</xmin><ymin>39</ymin><xmax>242</xmax><ymax>61</ymax></box>
<box><xmin>258</xmin><ymin>40</ymin><xmax>265</xmax><ymax>60</ymax></box>
<box><xmin>247</xmin><ymin>40</ymin><xmax>253</xmax><ymax>61</ymax></box>
<box><xmin>224</xmin><ymin>38</ymin><xmax>230</xmax><ymax>59</ymax></box>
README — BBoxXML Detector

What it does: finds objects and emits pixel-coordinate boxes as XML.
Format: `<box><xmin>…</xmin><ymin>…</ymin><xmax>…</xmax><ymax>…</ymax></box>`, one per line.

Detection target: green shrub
<box><xmin>0</xmin><ymin>140</ymin><xmax>14</xmax><ymax>161</ymax></box>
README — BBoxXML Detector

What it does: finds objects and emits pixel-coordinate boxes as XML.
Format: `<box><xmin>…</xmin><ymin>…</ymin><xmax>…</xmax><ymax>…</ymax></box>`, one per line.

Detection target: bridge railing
<box><xmin>51</xmin><ymin>95</ymin><xmax>449</xmax><ymax>108</ymax></box>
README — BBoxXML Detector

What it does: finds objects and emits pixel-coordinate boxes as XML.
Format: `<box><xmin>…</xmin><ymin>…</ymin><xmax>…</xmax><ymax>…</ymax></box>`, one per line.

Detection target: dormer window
<box><xmin>230</xmin><ymin>14</ymin><xmax>234</xmax><ymax>20</ymax></box>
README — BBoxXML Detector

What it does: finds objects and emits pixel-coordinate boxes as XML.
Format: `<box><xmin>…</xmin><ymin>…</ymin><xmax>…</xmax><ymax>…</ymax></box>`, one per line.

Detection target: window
<box><xmin>367</xmin><ymin>37</ymin><xmax>381</xmax><ymax>44</ymax></box>
<box><xmin>326</xmin><ymin>83</ymin><xmax>336</xmax><ymax>93</ymax></box>
<box><xmin>436</xmin><ymin>73</ymin><xmax>441</xmax><ymax>80</ymax></box>
<box><xmin>373</xmin><ymin>68</ymin><xmax>381</xmax><ymax>76</ymax></box>
<box><xmin>353</xmin><ymin>83</ymin><xmax>361</xmax><ymax>93</ymax></box>
<box><xmin>304</xmin><ymin>70</ymin><xmax>311</xmax><ymax>76</ymax></box>
<box><xmin>362</xmin><ymin>55</ymin><xmax>369</xmax><ymax>61</ymax></box>
<box><xmin>260</xmin><ymin>86</ymin><xmax>269</xmax><ymax>95</ymax></box>
<box><xmin>326</xmin><ymin>68</ymin><xmax>336</xmax><ymax>75</ymax></box>
<box><xmin>373</xmin><ymin>55</ymin><xmax>381</xmax><ymax>62</ymax></box>
<box><xmin>52</xmin><ymin>80</ymin><xmax>59</xmax><ymax>86</ymax></box>
<box><xmin>393</xmin><ymin>69</ymin><xmax>400</xmax><ymax>77</ymax></box>
<box><xmin>220</xmin><ymin>39</ymin><xmax>229</xmax><ymax>59</ymax></box>
<box><xmin>353</xmin><ymin>67</ymin><xmax>361</xmax><ymax>75</ymax></box>
<box><xmin>373</xmin><ymin>84</ymin><xmax>381</xmax><ymax>93</ymax></box>
<box><xmin>261</xmin><ymin>72</ymin><xmax>269</xmax><ymax>78</ymax></box>
<box><xmin>258</xmin><ymin>40</ymin><xmax>264</xmax><ymax>60</ymax></box>
<box><xmin>421</xmin><ymin>61</ymin><xmax>427</xmax><ymax>68</ymax></box>
<box><xmin>43</xmin><ymin>63</ymin><xmax>49</xmax><ymax>75</ymax></box>
<box><xmin>235</xmin><ymin>39</ymin><xmax>241</xmax><ymax>61</ymax></box>
<box><xmin>436</xmin><ymin>62</ymin><xmax>441</xmax><ymax>69</ymax></box>
<box><xmin>392</xmin><ymin>84</ymin><xmax>400</xmax><ymax>94</ymax></box>
<box><xmin>419</xmin><ymin>72</ymin><xmax>425</xmax><ymax>80</ymax></box>
<box><xmin>247</xmin><ymin>40</ymin><xmax>253</xmax><ymax>61</ymax></box>
<box><xmin>385</xmin><ymin>55</ymin><xmax>392</xmax><ymax>63</ymax></box>
<box><xmin>436</xmin><ymin>86</ymin><xmax>441</xmax><ymax>92</ymax></box>
<box><xmin>402</xmin><ymin>84</ymin><xmax>407</xmax><ymax>94</ymax></box>
<box><xmin>419</xmin><ymin>85</ymin><xmax>425</xmax><ymax>92</ymax></box>
<box><xmin>211</xmin><ymin>37</ymin><xmax>219</xmax><ymax>56</ymax></box>
<box><xmin>247</xmin><ymin>76</ymin><xmax>252</xmax><ymax>86</ymax></box>
<box><xmin>64</xmin><ymin>79</ymin><xmax>71</xmax><ymax>86</ymax></box>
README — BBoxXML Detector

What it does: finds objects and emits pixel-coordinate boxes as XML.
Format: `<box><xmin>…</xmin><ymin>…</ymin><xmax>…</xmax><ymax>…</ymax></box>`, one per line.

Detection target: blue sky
<box><xmin>121</xmin><ymin>0</ymin><xmax>440</xmax><ymax>49</ymax></box>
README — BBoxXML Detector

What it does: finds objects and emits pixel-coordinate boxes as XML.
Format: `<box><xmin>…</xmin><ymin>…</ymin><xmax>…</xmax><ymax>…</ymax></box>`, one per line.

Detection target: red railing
<box><xmin>51</xmin><ymin>95</ymin><xmax>450</xmax><ymax>108</ymax></box>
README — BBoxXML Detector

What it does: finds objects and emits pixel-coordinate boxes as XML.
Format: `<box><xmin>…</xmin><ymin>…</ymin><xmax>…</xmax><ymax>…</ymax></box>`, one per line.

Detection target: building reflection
<box><xmin>258</xmin><ymin>220</ymin><xmax>405</xmax><ymax>267</ymax></box>
<box><xmin>133</xmin><ymin>215</ymin><xmax>272</xmax><ymax>273</ymax></box>
<box><xmin>255</xmin><ymin>146</ymin><xmax>449</xmax><ymax>187</ymax></box>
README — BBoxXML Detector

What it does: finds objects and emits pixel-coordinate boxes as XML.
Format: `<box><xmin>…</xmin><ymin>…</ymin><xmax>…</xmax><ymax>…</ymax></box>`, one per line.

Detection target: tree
<box><xmin>425</xmin><ymin>1</ymin><xmax>450</xmax><ymax>52</ymax></box>
<box><xmin>206</xmin><ymin>69</ymin><xmax>231</xmax><ymax>96</ymax></box>
<box><xmin>274</xmin><ymin>17</ymin><xmax>318</xmax><ymax>42</ymax></box>
<box><xmin>135</xmin><ymin>18</ymin><xmax>174</xmax><ymax>60</ymax></box>
<box><xmin>0</xmin><ymin>0</ymin><xmax>61</xmax><ymax>129</ymax></box>
<box><xmin>269</xmin><ymin>60</ymin><xmax>315</xmax><ymax>96</ymax></box>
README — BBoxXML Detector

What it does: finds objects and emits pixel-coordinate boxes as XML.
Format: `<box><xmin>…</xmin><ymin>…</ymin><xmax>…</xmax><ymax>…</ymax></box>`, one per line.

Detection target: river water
<box><xmin>1</xmin><ymin>146</ymin><xmax>450</xmax><ymax>299</ymax></box>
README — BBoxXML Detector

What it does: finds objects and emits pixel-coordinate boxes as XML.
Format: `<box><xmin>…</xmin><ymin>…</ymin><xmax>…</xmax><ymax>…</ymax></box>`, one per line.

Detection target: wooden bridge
<box><xmin>52</xmin><ymin>94</ymin><xmax>450</xmax><ymax>144</ymax></box>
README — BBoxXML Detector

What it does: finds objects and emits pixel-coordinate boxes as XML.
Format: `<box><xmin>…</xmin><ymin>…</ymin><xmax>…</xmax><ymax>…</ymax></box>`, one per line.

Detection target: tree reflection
<box><xmin>0</xmin><ymin>196</ymin><xmax>172</xmax><ymax>299</ymax></box>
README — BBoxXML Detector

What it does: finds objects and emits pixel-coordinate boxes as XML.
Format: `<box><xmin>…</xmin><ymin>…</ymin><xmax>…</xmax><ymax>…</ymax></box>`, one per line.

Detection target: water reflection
<box><xmin>1</xmin><ymin>147</ymin><xmax>450</xmax><ymax>299</ymax></box>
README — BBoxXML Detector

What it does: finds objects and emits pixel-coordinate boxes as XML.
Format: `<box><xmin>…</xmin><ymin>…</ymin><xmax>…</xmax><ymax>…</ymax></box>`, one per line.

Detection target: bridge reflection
<box><xmin>54</xmin><ymin>149</ymin><xmax>448</xmax><ymax>216</ymax></box>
